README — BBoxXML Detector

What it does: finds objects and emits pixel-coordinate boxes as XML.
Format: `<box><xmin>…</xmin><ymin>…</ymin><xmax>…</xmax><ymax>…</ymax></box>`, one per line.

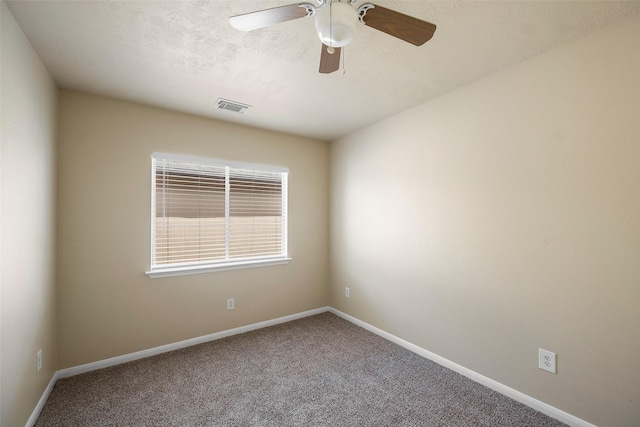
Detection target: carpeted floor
<box><xmin>36</xmin><ymin>312</ymin><xmax>566</xmax><ymax>426</ymax></box>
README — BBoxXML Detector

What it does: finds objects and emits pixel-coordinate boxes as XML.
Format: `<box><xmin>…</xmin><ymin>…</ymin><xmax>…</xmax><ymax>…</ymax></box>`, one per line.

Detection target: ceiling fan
<box><xmin>229</xmin><ymin>0</ymin><xmax>436</xmax><ymax>74</ymax></box>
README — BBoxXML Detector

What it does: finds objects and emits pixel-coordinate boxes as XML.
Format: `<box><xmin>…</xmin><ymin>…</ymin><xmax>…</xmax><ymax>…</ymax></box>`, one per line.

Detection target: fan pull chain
<box><xmin>329</xmin><ymin>0</ymin><xmax>332</xmax><ymax>50</ymax></box>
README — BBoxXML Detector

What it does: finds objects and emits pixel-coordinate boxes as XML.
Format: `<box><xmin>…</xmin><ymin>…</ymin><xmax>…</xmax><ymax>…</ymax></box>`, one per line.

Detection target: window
<box><xmin>146</xmin><ymin>153</ymin><xmax>289</xmax><ymax>278</ymax></box>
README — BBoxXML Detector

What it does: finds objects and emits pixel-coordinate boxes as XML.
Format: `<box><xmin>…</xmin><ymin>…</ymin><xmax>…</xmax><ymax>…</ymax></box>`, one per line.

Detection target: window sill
<box><xmin>145</xmin><ymin>257</ymin><xmax>292</xmax><ymax>278</ymax></box>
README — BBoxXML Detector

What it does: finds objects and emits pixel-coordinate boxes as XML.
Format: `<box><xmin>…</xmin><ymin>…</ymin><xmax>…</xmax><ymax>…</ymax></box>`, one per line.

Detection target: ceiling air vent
<box><xmin>215</xmin><ymin>98</ymin><xmax>251</xmax><ymax>114</ymax></box>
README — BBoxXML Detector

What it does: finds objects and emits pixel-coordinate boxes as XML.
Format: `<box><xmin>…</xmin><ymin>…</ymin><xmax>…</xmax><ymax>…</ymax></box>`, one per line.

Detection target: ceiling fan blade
<box><xmin>230</xmin><ymin>3</ymin><xmax>315</xmax><ymax>32</ymax></box>
<box><xmin>360</xmin><ymin>5</ymin><xmax>436</xmax><ymax>46</ymax></box>
<box><xmin>319</xmin><ymin>44</ymin><xmax>341</xmax><ymax>74</ymax></box>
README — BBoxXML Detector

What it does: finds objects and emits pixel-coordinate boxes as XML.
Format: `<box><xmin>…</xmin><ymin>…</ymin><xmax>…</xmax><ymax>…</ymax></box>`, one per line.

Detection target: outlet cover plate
<box><xmin>539</xmin><ymin>348</ymin><xmax>556</xmax><ymax>374</ymax></box>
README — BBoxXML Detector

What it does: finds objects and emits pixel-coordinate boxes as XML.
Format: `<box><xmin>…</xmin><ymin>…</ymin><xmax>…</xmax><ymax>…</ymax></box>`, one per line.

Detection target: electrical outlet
<box><xmin>37</xmin><ymin>350</ymin><xmax>43</xmax><ymax>372</ymax></box>
<box><xmin>227</xmin><ymin>298</ymin><xmax>235</xmax><ymax>310</ymax></box>
<box><xmin>345</xmin><ymin>287</ymin><xmax>350</xmax><ymax>298</ymax></box>
<box><xmin>539</xmin><ymin>348</ymin><xmax>556</xmax><ymax>374</ymax></box>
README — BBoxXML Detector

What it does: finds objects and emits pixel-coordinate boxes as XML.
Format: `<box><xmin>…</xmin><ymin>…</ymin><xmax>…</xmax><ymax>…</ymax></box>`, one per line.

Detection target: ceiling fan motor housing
<box><xmin>315</xmin><ymin>1</ymin><xmax>357</xmax><ymax>47</ymax></box>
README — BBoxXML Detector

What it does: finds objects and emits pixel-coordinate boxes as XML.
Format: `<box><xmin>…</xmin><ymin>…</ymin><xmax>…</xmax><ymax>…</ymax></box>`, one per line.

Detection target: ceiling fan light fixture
<box><xmin>229</xmin><ymin>1</ymin><xmax>437</xmax><ymax>74</ymax></box>
<box><xmin>315</xmin><ymin>1</ymin><xmax>357</xmax><ymax>48</ymax></box>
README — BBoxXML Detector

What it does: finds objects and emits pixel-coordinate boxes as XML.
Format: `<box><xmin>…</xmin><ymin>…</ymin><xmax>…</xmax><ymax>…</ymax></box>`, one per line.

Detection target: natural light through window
<box><xmin>146</xmin><ymin>153</ymin><xmax>289</xmax><ymax>278</ymax></box>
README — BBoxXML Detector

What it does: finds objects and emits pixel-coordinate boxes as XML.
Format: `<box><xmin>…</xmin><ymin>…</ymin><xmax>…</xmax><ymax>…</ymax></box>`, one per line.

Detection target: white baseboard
<box><xmin>28</xmin><ymin>306</ymin><xmax>595</xmax><ymax>427</ymax></box>
<box><xmin>57</xmin><ymin>307</ymin><xmax>330</xmax><ymax>379</ymax></box>
<box><xmin>25</xmin><ymin>371</ymin><xmax>59</xmax><ymax>427</ymax></box>
<box><xmin>328</xmin><ymin>307</ymin><xmax>596</xmax><ymax>427</ymax></box>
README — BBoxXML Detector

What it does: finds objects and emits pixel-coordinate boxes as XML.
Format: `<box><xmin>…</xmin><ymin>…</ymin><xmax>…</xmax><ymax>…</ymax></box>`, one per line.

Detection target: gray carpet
<box><xmin>36</xmin><ymin>312</ymin><xmax>566</xmax><ymax>426</ymax></box>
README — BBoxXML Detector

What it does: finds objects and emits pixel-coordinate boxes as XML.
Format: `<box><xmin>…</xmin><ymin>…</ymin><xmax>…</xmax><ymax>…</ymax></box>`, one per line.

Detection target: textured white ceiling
<box><xmin>6</xmin><ymin>0</ymin><xmax>640</xmax><ymax>141</ymax></box>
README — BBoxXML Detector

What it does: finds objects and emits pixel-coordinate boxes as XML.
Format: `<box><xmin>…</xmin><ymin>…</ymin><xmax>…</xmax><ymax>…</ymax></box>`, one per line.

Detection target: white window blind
<box><xmin>148</xmin><ymin>153</ymin><xmax>288</xmax><ymax>276</ymax></box>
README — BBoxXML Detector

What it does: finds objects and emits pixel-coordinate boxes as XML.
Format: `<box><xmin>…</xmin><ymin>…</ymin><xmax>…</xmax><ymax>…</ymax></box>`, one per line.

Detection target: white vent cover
<box><xmin>215</xmin><ymin>98</ymin><xmax>251</xmax><ymax>114</ymax></box>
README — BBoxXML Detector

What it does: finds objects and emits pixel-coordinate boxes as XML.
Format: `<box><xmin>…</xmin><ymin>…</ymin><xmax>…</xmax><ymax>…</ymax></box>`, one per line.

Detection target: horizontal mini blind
<box><xmin>151</xmin><ymin>153</ymin><xmax>288</xmax><ymax>271</ymax></box>
<box><xmin>229</xmin><ymin>168</ymin><xmax>286</xmax><ymax>259</ymax></box>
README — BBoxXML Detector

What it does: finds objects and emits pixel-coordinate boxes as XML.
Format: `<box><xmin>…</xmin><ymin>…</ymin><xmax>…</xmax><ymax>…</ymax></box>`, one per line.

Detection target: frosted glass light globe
<box><xmin>315</xmin><ymin>2</ymin><xmax>357</xmax><ymax>48</ymax></box>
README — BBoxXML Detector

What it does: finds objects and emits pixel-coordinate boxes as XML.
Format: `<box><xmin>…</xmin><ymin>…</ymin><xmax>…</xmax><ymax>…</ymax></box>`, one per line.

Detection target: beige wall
<box><xmin>57</xmin><ymin>91</ymin><xmax>330</xmax><ymax>369</ymax></box>
<box><xmin>330</xmin><ymin>16</ymin><xmax>640</xmax><ymax>427</ymax></box>
<box><xmin>1</xmin><ymin>2</ymin><xmax>58</xmax><ymax>426</ymax></box>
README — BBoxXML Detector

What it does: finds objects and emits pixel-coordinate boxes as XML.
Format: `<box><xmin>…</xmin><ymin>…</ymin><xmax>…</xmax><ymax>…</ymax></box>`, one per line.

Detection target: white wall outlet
<box><xmin>227</xmin><ymin>298</ymin><xmax>235</xmax><ymax>310</ymax></box>
<box><xmin>539</xmin><ymin>348</ymin><xmax>556</xmax><ymax>374</ymax></box>
<box><xmin>345</xmin><ymin>287</ymin><xmax>350</xmax><ymax>298</ymax></box>
<box><xmin>36</xmin><ymin>350</ymin><xmax>43</xmax><ymax>372</ymax></box>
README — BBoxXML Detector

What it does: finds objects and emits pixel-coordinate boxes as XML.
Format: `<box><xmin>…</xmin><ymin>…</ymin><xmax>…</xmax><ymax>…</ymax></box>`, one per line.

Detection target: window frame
<box><xmin>146</xmin><ymin>152</ymin><xmax>290</xmax><ymax>278</ymax></box>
